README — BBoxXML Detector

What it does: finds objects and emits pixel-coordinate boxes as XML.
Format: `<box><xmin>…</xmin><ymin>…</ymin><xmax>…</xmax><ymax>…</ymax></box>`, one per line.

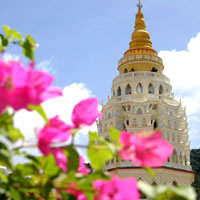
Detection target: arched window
<box><xmin>153</xmin><ymin>120</ymin><xmax>157</xmax><ymax>129</ymax></box>
<box><xmin>177</xmin><ymin>135</ymin><xmax>180</xmax><ymax>142</ymax></box>
<box><xmin>174</xmin><ymin>122</ymin><xmax>178</xmax><ymax>130</ymax></box>
<box><xmin>126</xmin><ymin>120</ymin><xmax>129</xmax><ymax>126</ymax></box>
<box><xmin>123</xmin><ymin>123</ymin><xmax>126</xmax><ymax>130</ymax></box>
<box><xmin>148</xmin><ymin>83</ymin><xmax>154</xmax><ymax>94</ymax></box>
<box><xmin>136</xmin><ymin>82</ymin><xmax>143</xmax><ymax>93</ymax></box>
<box><xmin>179</xmin><ymin>152</ymin><xmax>183</xmax><ymax>165</ymax></box>
<box><xmin>133</xmin><ymin>119</ymin><xmax>137</xmax><ymax>126</ymax></box>
<box><xmin>172</xmin><ymin>134</ymin><xmax>175</xmax><ymax>142</ymax></box>
<box><xmin>117</xmin><ymin>87</ymin><xmax>121</xmax><ymax>96</ymax></box>
<box><xmin>107</xmin><ymin>113</ymin><xmax>111</xmax><ymax>119</ymax></box>
<box><xmin>172</xmin><ymin>181</ymin><xmax>178</xmax><ymax>186</ymax></box>
<box><xmin>169</xmin><ymin>111</ymin><xmax>173</xmax><ymax>117</ymax></box>
<box><xmin>125</xmin><ymin>84</ymin><xmax>132</xmax><ymax>95</ymax></box>
<box><xmin>151</xmin><ymin>67</ymin><xmax>158</xmax><ymax>72</ymax></box>
<box><xmin>131</xmin><ymin>68</ymin><xmax>135</xmax><ymax>72</ymax></box>
<box><xmin>172</xmin><ymin>150</ymin><xmax>178</xmax><ymax>163</ymax></box>
<box><xmin>122</xmin><ymin>105</ymin><xmax>126</xmax><ymax>111</ymax></box>
<box><xmin>152</xmin><ymin>181</ymin><xmax>157</xmax><ymax>186</ymax></box>
<box><xmin>137</xmin><ymin>108</ymin><xmax>143</xmax><ymax>114</ymax></box>
<box><xmin>167</xmin><ymin>133</ymin><xmax>170</xmax><ymax>141</ymax></box>
<box><xmin>159</xmin><ymin>85</ymin><xmax>163</xmax><ymax>94</ymax></box>
<box><xmin>113</xmin><ymin>90</ymin><xmax>115</xmax><ymax>96</ymax></box>
<box><xmin>185</xmin><ymin>155</ymin><xmax>187</xmax><ymax>166</ymax></box>
<box><xmin>104</xmin><ymin>124</ymin><xmax>107</xmax><ymax>132</ymax></box>
<box><xmin>142</xmin><ymin>119</ymin><xmax>147</xmax><ymax>127</ymax></box>
<box><xmin>168</xmin><ymin>120</ymin><xmax>171</xmax><ymax>128</ymax></box>
<box><xmin>123</xmin><ymin>68</ymin><xmax>128</xmax><ymax>73</ymax></box>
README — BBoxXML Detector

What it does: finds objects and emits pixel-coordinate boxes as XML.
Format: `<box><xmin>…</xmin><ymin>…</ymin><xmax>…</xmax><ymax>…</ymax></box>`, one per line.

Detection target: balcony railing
<box><xmin>113</xmin><ymin>71</ymin><xmax>170</xmax><ymax>86</ymax></box>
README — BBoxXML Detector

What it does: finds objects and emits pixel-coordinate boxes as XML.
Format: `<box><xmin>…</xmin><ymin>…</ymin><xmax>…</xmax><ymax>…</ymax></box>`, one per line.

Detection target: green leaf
<box><xmin>28</xmin><ymin>104</ymin><xmax>48</xmax><ymax>124</ymax></box>
<box><xmin>88</xmin><ymin>132</ymin><xmax>113</xmax><ymax>170</ymax></box>
<box><xmin>0</xmin><ymin>149</ymin><xmax>12</xmax><ymax>168</ymax></box>
<box><xmin>0</xmin><ymin>111</ymin><xmax>24</xmax><ymax>142</ymax></box>
<box><xmin>0</xmin><ymin>34</ymin><xmax>8</xmax><ymax>52</ymax></box>
<box><xmin>9</xmin><ymin>187</ymin><xmax>23</xmax><ymax>200</ymax></box>
<box><xmin>109</xmin><ymin>127</ymin><xmax>121</xmax><ymax>147</ymax></box>
<box><xmin>64</xmin><ymin>146</ymin><xmax>79</xmax><ymax>173</ymax></box>
<box><xmin>21</xmin><ymin>34</ymin><xmax>37</xmax><ymax>61</ymax></box>
<box><xmin>2</xmin><ymin>25</ymin><xmax>12</xmax><ymax>37</ymax></box>
<box><xmin>0</xmin><ymin>142</ymin><xmax>8</xmax><ymax>150</ymax></box>
<box><xmin>2</xmin><ymin>25</ymin><xmax>23</xmax><ymax>40</ymax></box>
<box><xmin>7</xmin><ymin>126</ymin><xmax>24</xmax><ymax>142</ymax></box>
<box><xmin>41</xmin><ymin>181</ymin><xmax>54</xmax><ymax>199</ymax></box>
<box><xmin>43</xmin><ymin>154</ymin><xmax>60</xmax><ymax>178</ymax></box>
<box><xmin>16</xmin><ymin>163</ymin><xmax>38</xmax><ymax>176</ymax></box>
<box><xmin>0</xmin><ymin>170</ymin><xmax>8</xmax><ymax>183</ymax></box>
<box><xmin>143</xmin><ymin>167</ymin><xmax>155</xmax><ymax>180</ymax></box>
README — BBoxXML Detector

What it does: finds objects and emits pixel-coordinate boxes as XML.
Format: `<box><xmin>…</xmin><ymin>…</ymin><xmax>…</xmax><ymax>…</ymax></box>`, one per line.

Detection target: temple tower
<box><xmin>97</xmin><ymin>1</ymin><xmax>194</xmax><ymax>185</ymax></box>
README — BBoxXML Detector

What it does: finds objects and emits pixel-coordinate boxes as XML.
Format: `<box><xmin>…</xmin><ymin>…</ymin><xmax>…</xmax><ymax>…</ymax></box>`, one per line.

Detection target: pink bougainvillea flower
<box><xmin>26</xmin><ymin>69</ymin><xmax>62</xmax><ymax>105</ymax></box>
<box><xmin>78</xmin><ymin>156</ymin><xmax>90</xmax><ymax>175</ymax></box>
<box><xmin>0</xmin><ymin>58</ymin><xmax>62</xmax><ymax>113</ymax></box>
<box><xmin>66</xmin><ymin>183</ymin><xmax>87</xmax><ymax>200</ymax></box>
<box><xmin>38</xmin><ymin>116</ymin><xmax>72</xmax><ymax>172</ymax></box>
<box><xmin>93</xmin><ymin>175</ymin><xmax>140</xmax><ymax>200</ymax></box>
<box><xmin>119</xmin><ymin>131</ymin><xmax>173</xmax><ymax>167</ymax></box>
<box><xmin>71</xmin><ymin>98</ymin><xmax>103</xmax><ymax>128</ymax></box>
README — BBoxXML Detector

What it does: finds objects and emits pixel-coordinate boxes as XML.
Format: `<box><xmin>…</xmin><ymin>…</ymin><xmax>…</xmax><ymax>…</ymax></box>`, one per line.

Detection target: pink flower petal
<box><xmin>71</xmin><ymin>98</ymin><xmax>103</xmax><ymax>128</ymax></box>
<box><xmin>119</xmin><ymin>131</ymin><xmax>173</xmax><ymax>167</ymax></box>
<box><xmin>78</xmin><ymin>156</ymin><xmax>90</xmax><ymax>175</ymax></box>
<box><xmin>38</xmin><ymin>116</ymin><xmax>72</xmax><ymax>171</ymax></box>
<box><xmin>93</xmin><ymin>175</ymin><xmax>140</xmax><ymax>200</ymax></box>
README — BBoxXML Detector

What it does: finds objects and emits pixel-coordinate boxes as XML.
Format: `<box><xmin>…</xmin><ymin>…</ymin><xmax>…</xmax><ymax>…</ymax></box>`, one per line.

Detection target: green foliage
<box><xmin>0</xmin><ymin>111</ymin><xmax>24</xmax><ymax>142</ymax></box>
<box><xmin>0</xmin><ymin>34</ymin><xmax>8</xmax><ymax>51</ymax></box>
<box><xmin>191</xmin><ymin>148</ymin><xmax>200</xmax><ymax>199</ymax></box>
<box><xmin>109</xmin><ymin>127</ymin><xmax>122</xmax><ymax>148</ymax></box>
<box><xmin>138</xmin><ymin>180</ymin><xmax>196</xmax><ymax>200</ymax></box>
<box><xmin>21</xmin><ymin>34</ymin><xmax>37</xmax><ymax>61</ymax></box>
<box><xmin>64</xmin><ymin>146</ymin><xmax>79</xmax><ymax>173</ymax></box>
<box><xmin>88</xmin><ymin>131</ymin><xmax>114</xmax><ymax>170</ymax></box>
<box><xmin>0</xmin><ymin>25</ymin><xmax>37</xmax><ymax>61</ymax></box>
<box><xmin>2</xmin><ymin>25</ymin><xmax>23</xmax><ymax>41</ymax></box>
<box><xmin>28</xmin><ymin>104</ymin><xmax>49</xmax><ymax>124</ymax></box>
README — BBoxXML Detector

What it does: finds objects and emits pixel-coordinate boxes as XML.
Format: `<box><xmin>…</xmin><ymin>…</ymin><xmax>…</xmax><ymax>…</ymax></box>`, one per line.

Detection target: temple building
<box><xmin>97</xmin><ymin>1</ymin><xmax>194</xmax><ymax>185</ymax></box>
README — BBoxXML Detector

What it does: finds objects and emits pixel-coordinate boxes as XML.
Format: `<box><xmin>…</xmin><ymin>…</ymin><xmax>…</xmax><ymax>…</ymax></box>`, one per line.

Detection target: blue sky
<box><xmin>1</xmin><ymin>0</ymin><xmax>200</xmax><ymax>149</ymax></box>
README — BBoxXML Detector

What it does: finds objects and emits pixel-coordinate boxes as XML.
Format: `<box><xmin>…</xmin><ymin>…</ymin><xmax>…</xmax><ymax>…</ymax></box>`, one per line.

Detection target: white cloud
<box><xmin>14</xmin><ymin>83</ymin><xmax>99</xmax><ymax>161</ymax></box>
<box><xmin>36</xmin><ymin>58</ymin><xmax>55</xmax><ymax>74</ymax></box>
<box><xmin>2</xmin><ymin>53</ymin><xmax>20</xmax><ymax>61</ymax></box>
<box><xmin>159</xmin><ymin>33</ymin><xmax>200</xmax><ymax>148</ymax></box>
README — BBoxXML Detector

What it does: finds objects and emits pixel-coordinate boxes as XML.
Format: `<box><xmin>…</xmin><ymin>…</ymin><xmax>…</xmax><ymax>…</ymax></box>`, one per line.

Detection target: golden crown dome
<box><xmin>117</xmin><ymin>0</ymin><xmax>164</xmax><ymax>73</ymax></box>
<box><xmin>129</xmin><ymin>0</ymin><xmax>154</xmax><ymax>51</ymax></box>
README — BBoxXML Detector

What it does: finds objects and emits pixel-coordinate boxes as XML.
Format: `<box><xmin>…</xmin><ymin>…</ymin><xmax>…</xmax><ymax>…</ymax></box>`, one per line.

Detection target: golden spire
<box><xmin>129</xmin><ymin>0</ymin><xmax>153</xmax><ymax>50</ymax></box>
<box><xmin>138</xmin><ymin>0</ymin><xmax>142</xmax><ymax>10</ymax></box>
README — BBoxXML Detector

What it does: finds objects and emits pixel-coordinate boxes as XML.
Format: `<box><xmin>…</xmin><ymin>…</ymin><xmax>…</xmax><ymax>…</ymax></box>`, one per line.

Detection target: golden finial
<box><xmin>137</xmin><ymin>0</ymin><xmax>142</xmax><ymax>10</ymax></box>
<box><xmin>129</xmin><ymin>0</ymin><xmax>153</xmax><ymax>50</ymax></box>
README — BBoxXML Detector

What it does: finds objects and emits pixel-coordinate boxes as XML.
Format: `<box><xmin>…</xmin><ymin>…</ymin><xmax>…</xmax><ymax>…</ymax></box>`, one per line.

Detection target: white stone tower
<box><xmin>97</xmin><ymin>2</ymin><xmax>194</xmax><ymax>185</ymax></box>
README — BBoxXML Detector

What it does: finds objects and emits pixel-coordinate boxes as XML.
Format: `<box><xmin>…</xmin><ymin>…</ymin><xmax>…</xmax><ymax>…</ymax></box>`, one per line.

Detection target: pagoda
<box><xmin>97</xmin><ymin>0</ymin><xmax>194</xmax><ymax>185</ymax></box>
